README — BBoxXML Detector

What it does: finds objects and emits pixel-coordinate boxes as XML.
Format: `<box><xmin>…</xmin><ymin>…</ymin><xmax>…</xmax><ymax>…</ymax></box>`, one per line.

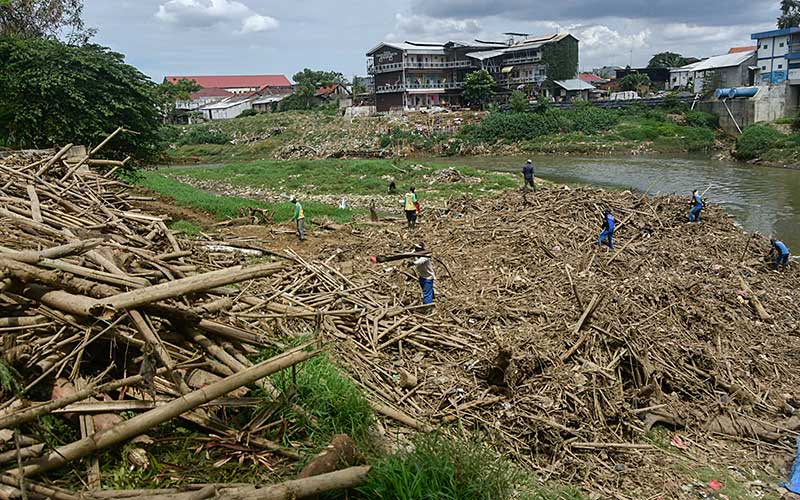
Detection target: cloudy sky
<box><xmin>84</xmin><ymin>0</ymin><xmax>782</xmax><ymax>82</ymax></box>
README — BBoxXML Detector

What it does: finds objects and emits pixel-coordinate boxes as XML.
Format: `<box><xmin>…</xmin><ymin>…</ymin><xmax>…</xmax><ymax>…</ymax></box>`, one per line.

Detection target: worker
<box><xmin>290</xmin><ymin>195</ymin><xmax>305</xmax><ymax>241</ymax></box>
<box><xmin>522</xmin><ymin>159</ymin><xmax>535</xmax><ymax>192</ymax></box>
<box><xmin>388</xmin><ymin>178</ymin><xmax>397</xmax><ymax>193</ymax></box>
<box><xmin>597</xmin><ymin>208</ymin><xmax>615</xmax><ymax>249</ymax></box>
<box><xmin>688</xmin><ymin>189</ymin><xmax>704</xmax><ymax>222</ymax></box>
<box><xmin>407</xmin><ymin>243</ymin><xmax>435</xmax><ymax>306</ymax></box>
<box><xmin>402</xmin><ymin>186</ymin><xmax>418</xmax><ymax>229</ymax></box>
<box><xmin>769</xmin><ymin>238</ymin><xmax>791</xmax><ymax>267</ymax></box>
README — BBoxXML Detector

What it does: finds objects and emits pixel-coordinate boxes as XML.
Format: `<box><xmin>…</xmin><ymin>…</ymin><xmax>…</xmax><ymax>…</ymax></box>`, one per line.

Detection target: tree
<box><xmin>0</xmin><ymin>0</ymin><xmax>94</xmax><ymax>44</ymax></box>
<box><xmin>285</xmin><ymin>68</ymin><xmax>346</xmax><ymax>110</ymax></box>
<box><xmin>508</xmin><ymin>90</ymin><xmax>529</xmax><ymax>113</ymax></box>
<box><xmin>462</xmin><ymin>69</ymin><xmax>495</xmax><ymax>109</ymax></box>
<box><xmin>155</xmin><ymin>79</ymin><xmax>201</xmax><ymax>123</ymax></box>
<box><xmin>779</xmin><ymin>0</ymin><xmax>800</xmax><ymax>29</ymax></box>
<box><xmin>648</xmin><ymin>52</ymin><xmax>688</xmax><ymax>69</ymax></box>
<box><xmin>0</xmin><ymin>37</ymin><xmax>162</xmax><ymax>164</ymax></box>
<box><xmin>618</xmin><ymin>73</ymin><xmax>651</xmax><ymax>93</ymax></box>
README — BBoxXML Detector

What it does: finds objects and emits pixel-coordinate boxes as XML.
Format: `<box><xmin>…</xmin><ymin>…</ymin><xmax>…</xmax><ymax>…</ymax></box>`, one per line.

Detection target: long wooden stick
<box><xmin>217</xmin><ymin>466</ymin><xmax>371</xmax><ymax>500</ymax></box>
<box><xmin>12</xmin><ymin>347</ymin><xmax>319</xmax><ymax>477</ymax></box>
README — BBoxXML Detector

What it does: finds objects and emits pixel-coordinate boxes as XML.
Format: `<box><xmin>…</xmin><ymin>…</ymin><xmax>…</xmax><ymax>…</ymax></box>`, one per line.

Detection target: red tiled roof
<box><xmin>315</xmin><ymin>85</ymin><xmax>337</xmax><ymax>96</ymax></box>
<box><xmin>729</xmin><ymin>46</ymin><xmax>757</xmax><ymax>53</ymax></box>
<box><xmin>579</xmin><ymin>73</ymin><xmax>605</xmax><ymax>83</ymax></box>
<box><xmin>190</xmin><ymin>87</ymin><xmax>233</xmax><ymax>99</ymax></box>
<box><xmin>166</xmin><ymin>74</ymin><xmax>292</xmax><ymax>89</ymax></box>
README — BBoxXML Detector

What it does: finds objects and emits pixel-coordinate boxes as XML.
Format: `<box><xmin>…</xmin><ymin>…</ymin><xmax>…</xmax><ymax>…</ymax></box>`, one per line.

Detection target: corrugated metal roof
<box><xmin>675</xmin><ymin>51</ymin><xmax>755</xmax><ymax>72</ymax></box>
<box><xmin>252</xmin><ymin>94</ymin><xmax>289</xmax><ymax>105</ymax></box>
<box><xmin>465</xmin><ymin>49</ymin><xmax>507</xmax><ymax>61</ymax></box>
<box><xmin>366</xmin><ymin>41</ymin><xmax>446</xmax><ymax>55</ymax></box>
<box><xmin>190</xmin><ymin>87</ymin><xmax>234</xmax><ymax>99</ymax></box>
<box><xmin>554</xmin><ymin>79</ymin><xmax>595</xmax><ymax>91</ymax></box>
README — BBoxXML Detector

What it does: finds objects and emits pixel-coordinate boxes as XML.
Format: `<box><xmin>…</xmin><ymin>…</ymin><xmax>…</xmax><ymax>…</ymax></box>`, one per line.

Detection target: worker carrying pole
<box><xmin>405</xmin><ymin>243</ymin><xmax>435</xmax><ymax>308</ymax></box>
<box><xmin>769</xmin><ymin>238</ymin><xmax>791</xmax><ymax>268</ymax></box>
<box><xmin>688</xmin><ymin>189</ymin><xmax>705</xmax><ymax>222</ymax></box>
<box><xmin>522</xmin><ymin>159</ymin><xmax>535</xmax><ymax>193</ymax></box>
<box><xmin>597</xmin><ymin>208</ymin><xmax>615</xmax><ymax>250</ymax></box>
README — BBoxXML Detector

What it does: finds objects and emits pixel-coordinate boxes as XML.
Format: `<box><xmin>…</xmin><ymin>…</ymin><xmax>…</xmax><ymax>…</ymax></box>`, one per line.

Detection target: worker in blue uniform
<box><xmin>597</xmin><ymin>209</ymin><xmax>615</xmax><ymax>249</ymax></box>
<box><xmin>688</xmin><ymin>189</ymin><xmax>704</xmax><ymax>222</ymax></box>
<box><xmin>769</xmin><ymin>238</ymin><xmax>790</xmax><ymax>267</ymax></box>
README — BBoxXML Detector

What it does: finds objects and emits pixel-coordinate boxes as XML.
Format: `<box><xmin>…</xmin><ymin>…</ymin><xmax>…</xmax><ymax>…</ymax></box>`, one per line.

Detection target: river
<box><xmin>431</xmin><ymin>154</ymin><xmax>800</xmax><ymax>252</ymax></box>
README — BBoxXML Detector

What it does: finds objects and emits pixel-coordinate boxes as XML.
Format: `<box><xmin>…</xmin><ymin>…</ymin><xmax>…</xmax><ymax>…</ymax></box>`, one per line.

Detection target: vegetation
<box><xmin>0</xmin><ymin>37</ymin><xmax>162</xmax><ymax>165</ymax></box>
<box><xmin>0</xmin><ymin>359</ymin><xmax>19</xmax><ymax>398</ymax></box>
<box><xmin>462</xmin><ymin>69</ymin><xmax>495</xmax><ymax>109</ymax></box>
<box><xmin>618</xmin><ymin>72</ymin><xmax>651</xmax><ymax>93</ymax></box>
<box><xmin>0</xmin><ymin>0</ymin><xmax>94</xmax><ymax>43</ymax></box>
<box><xmin>135</xmin><ymin>172</ymin><xmax>358</xmax><ymax>223</ymax></box>
<box><xmin>779</xmin><ymin>0</ymin><xmax>800</xmax><ymax>29</ymax></box>
<box><xmin>281</xmin><ymin>68</ymin><xmax>345</xmax><ymax>111</ymax></box>
<box><xmin>735</xmin><ymin>123</ymin><xmax>791</xmax><ymax>160</ymax></box>
<box><xmin>648</xmin><ymin>51</ymin><xmax>689</xmax><ymax>68</ymax></box>
<box><xmin>509</xmin><ymin>90</ymin><xmax>529</xmax><ymax>113</ymax></box>
<box><xmin>155</xmin><ymin>159</ymin><xmax>519</xmax><ymax>201</ymax></box>
<box><xmin>540</xmin><ymin>35</ymin><xmax>579</xmax><ymax>81</ymax></box>
<box><xmin>155</xmin><ymin>78</ymin><xmax>201</xmax><ymax>122</ymax></box>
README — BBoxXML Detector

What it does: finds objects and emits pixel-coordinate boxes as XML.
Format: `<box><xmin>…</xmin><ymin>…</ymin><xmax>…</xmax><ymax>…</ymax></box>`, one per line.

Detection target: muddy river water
<box><xmin>431</xmin><ymin>154</ymin><xmax>800</xmax><ymax>252</ymax></box>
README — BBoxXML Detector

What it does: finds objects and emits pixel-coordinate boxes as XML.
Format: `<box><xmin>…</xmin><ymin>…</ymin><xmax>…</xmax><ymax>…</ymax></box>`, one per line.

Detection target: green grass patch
<box><xmin>169</xmin><ymin>219</ymin><xmax>203</xmax><ymax>236</ymax></box>
<box><xmin>0</xmin><ymin>359</ymin><xmax>19</xmax><ymax>398</ymax></box>
<box><xmin>158</xmin><ymin>159</ymin><xmax>517</xmax><ymax>201</ymax></box>
<box><xmin>357</xmin><ymin>432</ymin><xmax>564</xmax><ymax>500</ymax></box>
<box><xmin>265</xmin><ymin>351</ymin><xmax>373</xmax><ymax>449</ymax></box>
<box><xmin>136</xmin><ymin>172</ymin><xmax>357</xmax><ymax>223</ymax></box>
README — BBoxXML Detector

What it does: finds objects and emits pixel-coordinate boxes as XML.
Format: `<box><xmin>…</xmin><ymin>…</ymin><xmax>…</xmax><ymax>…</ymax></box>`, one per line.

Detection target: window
<box><xmin>762</xmin><ymin>65</ymin><xmax>767</xmax><ymax>70</ymax></box>
<box><xmin>779</xmin><ymin>64</ymin><xmax>784</xmax><ymax>69</ymax></box>
<box><xmin>763</xmin><ymin>44</ymin><xmax>769</xmax><ymax>49</ymax></box>
<box><xmin>780</xmin><ymin>42</ymin><xmax>785</xmax><ymax>47</ymax></box>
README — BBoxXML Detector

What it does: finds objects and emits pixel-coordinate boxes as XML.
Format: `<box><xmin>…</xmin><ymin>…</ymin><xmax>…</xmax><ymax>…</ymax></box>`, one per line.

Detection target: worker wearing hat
<box><xmin>688</xmin><ymin>189</ymin><xmax>704</xmax><ymax>222</ymax></box>
<box><xmin>522</xmin><ymin>159</ymin><xmax>535</xmax><ymax>193</ymax></box>
<box><xmin>597</xmin><ymin>208</ymin><xmax>615</xmax><ymax>249</ymax></box>
<box><xmin>407</xmin><ymin>243</ymin><xmax>435</xmax><ymax>306</ymax></box>
<box><xmin>290</xmin><ymin>195</ymin><xmax>305</xmax><ymax>241</ymax></box>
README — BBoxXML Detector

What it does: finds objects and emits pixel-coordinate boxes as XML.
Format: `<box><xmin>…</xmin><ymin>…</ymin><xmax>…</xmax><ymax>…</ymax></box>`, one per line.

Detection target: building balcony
<box><xmin>497</xmin><ymin>75</ymin><xmax>547</xmax><ymax>86</ymax></box>
<box><xmin>502</xmin><ymin>55</ymin><xmax>542</xmax><ymax>65</ymax></box>
<box><xmin>368</xmin><ymin>60</ymin><xmax>474</xmax><ymax>74</ymax></box>
<box><xmin>375</xmin><ymin>81</ymin><xmax>465</xmax><ymax>93</ymax></box>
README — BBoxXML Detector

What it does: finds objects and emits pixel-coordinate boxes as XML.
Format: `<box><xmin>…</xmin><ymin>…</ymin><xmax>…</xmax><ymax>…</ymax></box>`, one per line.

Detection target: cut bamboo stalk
<box><xmin>217</xmin><ymin>466</ymin><xmax>371</xmax><ymax>500</ymax></box>
<box><xmin>34</xmin><ymin>143</ymin><xmax>73</xmax><ymax>177</ymax></box>
<box><xmin>12</xmin><ymin>346</ymin><xmax>319</xmax><ymax>477</ymax></box>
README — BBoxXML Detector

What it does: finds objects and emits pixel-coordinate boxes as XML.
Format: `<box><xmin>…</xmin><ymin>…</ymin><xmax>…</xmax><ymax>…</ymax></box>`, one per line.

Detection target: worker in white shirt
<box><xmin>406</xmin><ymin>243</ymin><xmax>435</xmax><ymax>306</ymax></box>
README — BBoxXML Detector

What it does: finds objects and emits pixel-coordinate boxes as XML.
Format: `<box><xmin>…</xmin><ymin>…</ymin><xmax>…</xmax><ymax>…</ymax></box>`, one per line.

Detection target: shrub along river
<box><xmin>434</xmin><ymin>154</ymin><xmax>800</xmax><ymax>253</ymax></box>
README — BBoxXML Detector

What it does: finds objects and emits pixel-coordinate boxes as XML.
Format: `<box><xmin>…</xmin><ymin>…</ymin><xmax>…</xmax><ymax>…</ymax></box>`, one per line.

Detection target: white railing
<box><xmin>369</xmin><ymin>60</ymin><xmax>475</xmax><ymax>74</ymax></box>
<box><xmin>376</xmin><ymin>82</ymin><xmax>465</xmax><ymax>93</ymax></box>
<box><xmin>497</xmin><ymin>75</ymin><xmax>547</xmax><ymax>86</ymax></box>
<box><xmin>503</xmin><ymin>55</ymin><xmax>542</xmax><ymax>65</ymax></box>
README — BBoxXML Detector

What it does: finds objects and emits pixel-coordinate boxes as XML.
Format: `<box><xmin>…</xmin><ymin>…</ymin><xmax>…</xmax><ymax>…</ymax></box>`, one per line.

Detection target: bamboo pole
<box><xmin>12</xmin><ymin>347</ymin><xmax>319</xmax><ymax>477</ymax></box>
<box><xmin>217</xmin><ymin>466</ymin><xmax>371</xmax><ymax>500</ymax></box>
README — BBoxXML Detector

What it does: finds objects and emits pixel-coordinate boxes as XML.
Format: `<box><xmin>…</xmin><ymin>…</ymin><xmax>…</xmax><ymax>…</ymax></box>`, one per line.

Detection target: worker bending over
<box><xmin>522</xmin><ymin>159</ymin><xmax>535</xmax><ymax>192</ymax></box>
<box><xmin>407</xmin><ymin>243</ymin><xmax>435</xmax><ymax>306</ymax></box>
<box><xmin>597</xmin><ymin>209</ymin><xmax>615</xmax><ymax>249</ymax></box>
<box><xmin>769</xmin><ymin>238</ymin><xmax>791</xmax><ymax>267</ymax></box>
<box><xmin>403</xmin><ymin>187</ymin><xmax>418</xmax><ymax>229</ymax></box>
<box><xmin>290</xmin><ymin>195</ymin><xmax>305</xmax><ymax>241</ymax></box>
<box><xmin>688</xmin><ymin>189</ymin><xmax>705</xmax><ymax>222</ymax></box>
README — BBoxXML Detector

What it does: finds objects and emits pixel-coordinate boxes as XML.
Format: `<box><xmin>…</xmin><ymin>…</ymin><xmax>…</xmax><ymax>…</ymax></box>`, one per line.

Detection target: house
<box><xmin>165</xmin><ymin>74</ymin><xmax>293</xmax><ymax>94</ymax></box>
<box><xmin>729</xmin><ymin>45</ymin><xmax>757</xmax><ymax>54</ymax></box>
<box><xmin>315</xmin><ymin>84</ymin><xmax>352</xmax><ymax>108</ymax></box>
<box><xmin>593</xmin><ymin>65</ymin><xmax>624</xmax><ymax>79</ymax></box>
<box><xmin>366</xmin><ymin>33</ymin><xmax>578</xmax><ymax>112</ymax></box>
<box><xmin>175</xmin><ymin>87</ymin><xmax>233</xmax><ymax>112</ymax></box>
<box><xmin>750</xmin><ymin>27</ymin><xmax>800</xmax><ymax>85</ymax></box>
<box><xmin>579</xmin><ymin>73</ymin><xmax>608</xmax><ymax>85</ymax></box>
<box><xmin>548</xmin><ymin>79</ymin><xmax>596</xmax><ymax>101</ymax></box>
<box><xmin>669</xmin><ymin>50</ymin><xmax>756</xmax><ymax>93</ymax></box>
<box><xmin>199</xmin><ymin>93</ymin><xmax>259</xmax><ymax>120</ymax></box>
<box><xmin>251</xmin><ymin>94</ymin><xmax>290</xmax><ymax>113</ymax></box>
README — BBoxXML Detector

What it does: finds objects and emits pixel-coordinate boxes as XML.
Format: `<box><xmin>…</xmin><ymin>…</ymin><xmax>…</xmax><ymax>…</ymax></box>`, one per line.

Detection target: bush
<box><xmin>238</xmin><ymin>108</ymin><xmax>258</xmax><ymax>117</ymax></box>
<box><xmin>177</xmin><ymin>128</ymin><xmax>231</xmax><ymax>145</ymax></box>
<box><xmin>509</xmin><ymin>90</ymin><xmax>529</xmax><ymax>113</ymax></box>
<box><xmin>358</xmin><ymin>433</ymin><xmax>527</xmax><ymax>500</ymax></box>
<box><xmin>0</xmin><ymin>37</ymin><xmax>162</xmax><ymax>165</ymax></box>
<box><xmin>567</xmin><ymin>106</ymin><xmax>619</xmax><ymax>134</ymax></box>
<box><xmin>684</xmin><ymin>110</ymin><xmax>719</xmax><ymax>129</ymax></box>
<box><xmin>735</xmin><ymin>123</ymin><xmax>784</xmax><ymax>160</ymax></box>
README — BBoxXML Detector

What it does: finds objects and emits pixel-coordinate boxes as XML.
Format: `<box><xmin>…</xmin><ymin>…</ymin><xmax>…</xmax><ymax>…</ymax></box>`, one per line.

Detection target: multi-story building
<box><xmin>366</xmin><ymin>33</ymin><xmax>578</xmax><ymax>112</ymax></box>
<box><xmin>750</xmin><ymin>27</ymin><xmax>800</xmax><ymax>84</ymax></box>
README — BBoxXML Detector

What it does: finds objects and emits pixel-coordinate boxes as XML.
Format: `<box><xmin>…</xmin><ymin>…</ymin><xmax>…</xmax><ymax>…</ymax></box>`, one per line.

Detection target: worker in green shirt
<box><xmin>290</xmin><ymin>195</ymin><xmax>305</xmax><ymax>241</ymax></box>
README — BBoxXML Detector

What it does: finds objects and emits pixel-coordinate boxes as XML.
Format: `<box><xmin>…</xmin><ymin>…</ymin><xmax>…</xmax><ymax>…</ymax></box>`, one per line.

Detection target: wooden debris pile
<box><xmin>0</xmin><ymin>148</ymin><xmax>379</xmax><ymax>499</ymax></box>
<box><xmin>285</xmin><ymin>187</ymin><xmax>800</xmax><ymax>496</ymax></box>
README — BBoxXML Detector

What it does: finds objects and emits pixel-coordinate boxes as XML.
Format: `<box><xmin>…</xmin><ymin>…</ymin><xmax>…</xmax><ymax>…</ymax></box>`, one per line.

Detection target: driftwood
<box><xmin>218</xmin><ymin>466</ymin><xmax>371</xmax><ymax>500</ymax></box>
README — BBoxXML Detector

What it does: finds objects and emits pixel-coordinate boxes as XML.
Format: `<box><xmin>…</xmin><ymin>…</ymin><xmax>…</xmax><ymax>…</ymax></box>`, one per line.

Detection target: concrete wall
<box><xmin>697</xmin><ymin>84</ymin><xmax>788</xmax><ymax>135</ymax></box>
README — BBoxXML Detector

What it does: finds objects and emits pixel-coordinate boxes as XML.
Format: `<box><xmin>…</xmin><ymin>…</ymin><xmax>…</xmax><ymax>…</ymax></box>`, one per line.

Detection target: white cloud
<box><xmin>574</xmin><ymin>24</ymin><xmax>650</xmax><ymax>60</ymax></box>
<box><xmin>241</xmin><ymin>14</ymin><xmax>280</xmax><ymax>33</ymax></box>
<box><xmin>388</xmin><ymin>13</ymin><xmax>483</xmax><ymax>41</ymax></box>
<box><xmin>155</xmin><ymin>0</ymin><xmax>278</xmax><ymax>34</ymax></box>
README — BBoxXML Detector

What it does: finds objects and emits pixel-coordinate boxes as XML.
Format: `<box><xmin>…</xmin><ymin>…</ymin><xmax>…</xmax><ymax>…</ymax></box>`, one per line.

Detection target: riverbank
<box><xmin>161</xmin><ymin>108</ymin><xmax>730</xmax><ymax>164</ymax></box>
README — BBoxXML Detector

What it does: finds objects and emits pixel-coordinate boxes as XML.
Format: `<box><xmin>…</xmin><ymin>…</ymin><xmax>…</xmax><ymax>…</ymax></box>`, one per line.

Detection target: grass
<box><xmin>356</xmin><ymin>432</ymin><xmax>573</xmax><ymax>500</ymax></box>
<box><xmin>0</xmin><ymin>360</ymin><xmax>19</xmax><ymax>397</ymax></box>
<box><xmin>136</xmin><ymin>171</ymin><xmax>358</xmax><ymax>223</ymax></box>
<box><xmin>157</xmin><ymin>159</ymin><xmax>518</xmax><ymax>202</ymax></box>
<box><xmin>169</xmin><ymin>219</ymin><xmax>203</xmax><ymax>236</ymax></box>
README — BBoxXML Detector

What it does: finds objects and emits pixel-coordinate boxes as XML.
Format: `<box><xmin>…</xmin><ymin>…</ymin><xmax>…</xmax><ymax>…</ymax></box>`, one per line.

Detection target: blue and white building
<box><xmin>751</xmin><ymin>26</ymin><xmax>800</xmax><ymax>84</ymax></box>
